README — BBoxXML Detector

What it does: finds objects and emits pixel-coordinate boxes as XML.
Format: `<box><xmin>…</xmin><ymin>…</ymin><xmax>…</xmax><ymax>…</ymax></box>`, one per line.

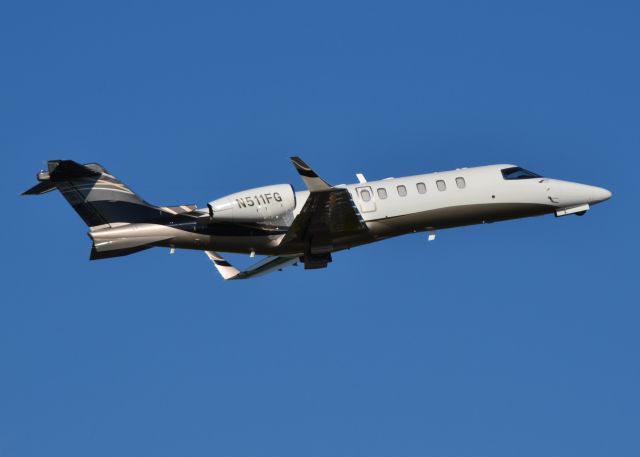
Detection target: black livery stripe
<box><xmin>48</xmin><ymin>160</ymin><xmax>101</xmax><ymax>179</ymax></box>
<box><xmin>199</xmin><ymin>223</ymin><xmax>288</xmax><ymax>237</ymax></box>
<box><xmin>291</xmin><ymin>157</ymin><xmax>318</xmax><ymax>177</ymax></box>
<box><xmin>297</xmin><ymin>167</ymin><xmax>318</xmax><ymax>178</ymax></box>
<box><xmin>83</xmin><ymin>201</ymin><xmax>167</xmax><ymax>224</ymax></box>
<box><xmin>365</xmin><ymin>202</ymin><xmax>558</xmax><ymax>235</ymax></box>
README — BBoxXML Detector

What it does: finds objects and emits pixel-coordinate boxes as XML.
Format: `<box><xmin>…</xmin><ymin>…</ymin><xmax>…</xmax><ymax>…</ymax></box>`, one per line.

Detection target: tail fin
<box><xmin>23</xmin><ymin>160</ymin><xmax>161</xmax><ymax>228</ymax></box>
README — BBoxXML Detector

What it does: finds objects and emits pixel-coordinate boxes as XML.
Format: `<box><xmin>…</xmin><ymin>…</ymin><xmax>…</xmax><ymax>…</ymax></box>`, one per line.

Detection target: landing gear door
<box><xmin>356</xmin><ymin>186</ymin><xmax>376</xmax><ymax>213</ymax></box>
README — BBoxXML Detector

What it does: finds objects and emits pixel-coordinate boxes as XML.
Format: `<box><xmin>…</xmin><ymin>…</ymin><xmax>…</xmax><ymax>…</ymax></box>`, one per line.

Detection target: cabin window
<box><xmin>501</xmin><ymin>167</ymin><xmax>542</xmax><ymax>180</ymax></box>
<box><xmin>416</xmin><ymin>182</ymin><xmax>426</xmax><ymax>194</ymax></box>
<box><xmin>377</xmin><ymin>188</ymin><xmax>387</xmax><ymax>199</ymax></box>
<box><xmin>361</xmin><ymin>189</ymin><xmax>372</xmax><ymax>201</ymax></box>
<box><xmin>436</xmin><ymin>180</ymin><xmax>446</xmax><ymax>191</ymax></box>
<box><xmin>397</xmin><ymin>185</ymin><xmax>407</xmax><ymax>197</ymax></box>
<box><xmin>455</xmin><ymin>177</ymin><xmax>466</xmax><ymax>189</ymax></box>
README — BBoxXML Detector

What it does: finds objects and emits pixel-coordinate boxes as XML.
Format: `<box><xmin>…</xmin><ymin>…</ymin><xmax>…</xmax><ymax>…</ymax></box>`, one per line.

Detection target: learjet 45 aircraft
<box><xmin>23</xmin><ymin>157</ymin><xmax>611</xmax><ymax>280</ymax></box>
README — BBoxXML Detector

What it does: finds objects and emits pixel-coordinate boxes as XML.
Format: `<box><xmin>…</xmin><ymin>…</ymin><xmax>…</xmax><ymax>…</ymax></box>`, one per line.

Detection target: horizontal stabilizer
<box><xmin>46</xmin><ymin>160</ymin><xmax>102</xmax><ymax>180</ymax></box>
<box><xmin>23</xmin><ymin>160</ymin><xmax>102</xmax><ymax>195</ymax></box>
<box><xmin>205</xmin><ymin>251</ymin><xmax>298</xmax><ymax>280</ymax></box>
<box><xmin>22</xmin><ymin>181</ymin><xmax>57</xmax><ymax>195</ymax></box>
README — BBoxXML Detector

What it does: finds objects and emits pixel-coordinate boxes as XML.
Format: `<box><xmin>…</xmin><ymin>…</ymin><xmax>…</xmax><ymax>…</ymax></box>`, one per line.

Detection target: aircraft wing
<box><xmin>205</xmin><ymin>251</ymin><xmax>298</xmax><ymax>280</ymax></box>
<box><xmin>205</xmin><ymin>157</ymin><xmax>370</xmax><ymax>279</ymax></box>
<box><xmin>280</xmin><ymin>157</ymin><xmax>370</xmax><ymax>252</ymax></box>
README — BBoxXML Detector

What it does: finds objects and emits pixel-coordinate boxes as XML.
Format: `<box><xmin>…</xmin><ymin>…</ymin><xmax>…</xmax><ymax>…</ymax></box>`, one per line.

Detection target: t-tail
<box><xmin>23</xmin><ymin>160</ymin><xmax>196</xmax><ymax>259</ymax></box>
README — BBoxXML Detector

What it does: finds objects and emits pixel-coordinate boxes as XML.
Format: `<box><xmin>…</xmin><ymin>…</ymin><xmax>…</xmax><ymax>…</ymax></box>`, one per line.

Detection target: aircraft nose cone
<box><xmin>591</xmin><ymin>186</ymin><xmax>612</xmax><ymax>204</ymax></box>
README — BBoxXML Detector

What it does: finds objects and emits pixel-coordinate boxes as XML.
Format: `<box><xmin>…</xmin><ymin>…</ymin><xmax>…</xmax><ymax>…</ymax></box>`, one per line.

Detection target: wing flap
<box><xmin>280</xmin><ymin>157</ymin><xmax>370</xmax><ymax>252</ymax></box>
<box><xmin>280</xmin><ymin>187</ymin><xmax>367</xmax><ymax>246</ymax></box>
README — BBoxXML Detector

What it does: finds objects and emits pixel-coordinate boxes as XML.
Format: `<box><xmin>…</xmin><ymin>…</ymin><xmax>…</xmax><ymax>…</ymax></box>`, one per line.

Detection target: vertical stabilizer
<box><xmin>23</xmin><ymin>160</ymin><xmax>161</xmax><ymax>228</ymax></box>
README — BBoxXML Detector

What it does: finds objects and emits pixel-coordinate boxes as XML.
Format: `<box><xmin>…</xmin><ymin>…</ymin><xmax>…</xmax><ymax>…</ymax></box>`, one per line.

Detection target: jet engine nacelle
<box><xmin>207</xmin><ymin>184</ymin><xmax>296</xmax><ymax>223</ymax></box>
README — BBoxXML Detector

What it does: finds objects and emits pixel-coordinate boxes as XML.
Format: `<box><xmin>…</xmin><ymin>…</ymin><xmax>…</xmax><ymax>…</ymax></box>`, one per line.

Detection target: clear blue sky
<box><xmin>2</xmin><ymin>1</ymin><xmax>638</xmax><ymax>456</ymax></box>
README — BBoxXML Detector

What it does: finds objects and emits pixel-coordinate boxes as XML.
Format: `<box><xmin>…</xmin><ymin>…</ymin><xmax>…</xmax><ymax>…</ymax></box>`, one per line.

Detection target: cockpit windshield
<box><xmin>501</xmin><ymin>167</ymin><xmax>542</xmax><ymax>180</ymax></box>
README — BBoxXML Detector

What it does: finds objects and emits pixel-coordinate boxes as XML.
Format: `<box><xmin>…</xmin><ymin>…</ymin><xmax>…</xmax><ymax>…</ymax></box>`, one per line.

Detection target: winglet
<box><xmin>205</xmin><ymin>251</ymin><xmax>240</xmax><ymax>280</ymax></box>
<box><xmin>290</xmin><ymin>156</ymin><xmax>332</xmax><ymax>192</ymax></box>
<box><xmin>206</xmin><ymin>251</ymin><xmax>299</xmax><ymax>281</ymax></box>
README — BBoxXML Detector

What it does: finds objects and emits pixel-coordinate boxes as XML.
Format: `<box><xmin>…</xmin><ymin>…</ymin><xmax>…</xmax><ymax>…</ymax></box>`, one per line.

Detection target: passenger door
<box><xmin>356</xmin><ymin>186</ymin><xmax>376</xmax><ymax>213</ymax></box>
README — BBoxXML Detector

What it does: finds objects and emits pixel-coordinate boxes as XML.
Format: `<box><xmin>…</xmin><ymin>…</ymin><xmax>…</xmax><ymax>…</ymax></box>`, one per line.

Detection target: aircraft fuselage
<box><xmin>135</xmin><ymin>163</ymin><xmax>610</xmax><ymax>256</ymax></box>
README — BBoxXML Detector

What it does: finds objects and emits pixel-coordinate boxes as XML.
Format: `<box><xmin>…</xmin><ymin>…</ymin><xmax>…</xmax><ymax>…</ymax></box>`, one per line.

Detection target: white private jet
<box><xmin>24</xmin><ymin>157</ymin><xmax>611</xmax><ymax>280</ymax></box>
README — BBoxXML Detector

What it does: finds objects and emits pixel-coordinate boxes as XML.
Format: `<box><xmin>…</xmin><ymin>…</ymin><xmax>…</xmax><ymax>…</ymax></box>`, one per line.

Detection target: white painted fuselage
<box><xmin>164</xmin><ymin>163</ymin><xmax>611</xmax><ymax>255</ymax></box>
